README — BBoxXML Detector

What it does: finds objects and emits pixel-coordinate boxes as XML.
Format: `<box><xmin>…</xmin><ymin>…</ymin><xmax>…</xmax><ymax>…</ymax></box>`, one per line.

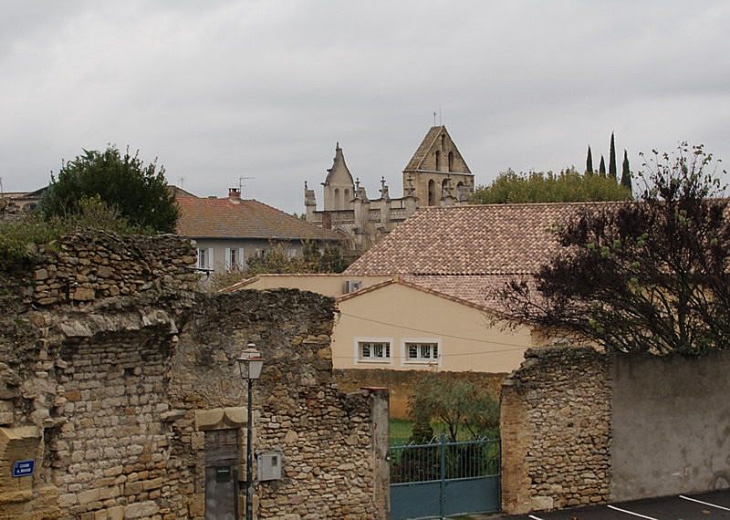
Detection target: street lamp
<box><xmin>237</xmin><ymin>342</ymin><xmax>264</xmax><ymax>520</ymax></box>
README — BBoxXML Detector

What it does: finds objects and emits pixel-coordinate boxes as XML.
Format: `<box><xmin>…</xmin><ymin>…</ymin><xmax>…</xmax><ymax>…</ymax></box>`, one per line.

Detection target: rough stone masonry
<box><xmin>0</xmin><ymin>230</ymin><xmax>388</xmax><ymax>519</ymax></box>
<box><xmin>500</xmin><ymin>346</ymin><xmax>611</xmax><ymax>514</ymax></box>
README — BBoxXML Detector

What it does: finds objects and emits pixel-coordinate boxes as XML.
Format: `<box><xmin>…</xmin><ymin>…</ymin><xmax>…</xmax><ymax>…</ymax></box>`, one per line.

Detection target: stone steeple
<box><xmin>305</xmin><ymin>125</ymin><xmax>475</xmax><ymax>255</ymax></box>
<box><xmin>402</xmin><ymin>126</ymin><xmax>474</xmax><ymax>206</ymax></box>
<box><xmin>323</xmin><ymin>143</ymin><xmax>355</xmax><ymax>211</ymax></box>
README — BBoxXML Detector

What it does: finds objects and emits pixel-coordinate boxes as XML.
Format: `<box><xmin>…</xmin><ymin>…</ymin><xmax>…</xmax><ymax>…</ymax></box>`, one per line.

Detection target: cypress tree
<box><xmin>609</xmin><ymin>132</ymin><xmax>617</xmax><ymax>179</ymax></box>
<box><xmin>599</xmin><ymin>155</ymin><xmax>606</xmax><ymax>177</ymax></box>
<box><xmin>586</xmin><ymin>146</ymin><xmax>594</xmax><ymax>175</ymax></box>
<box><xmin>621</xmin><ymin>149</ymin><xmax>632</xmax><ymax>192</ymax></box>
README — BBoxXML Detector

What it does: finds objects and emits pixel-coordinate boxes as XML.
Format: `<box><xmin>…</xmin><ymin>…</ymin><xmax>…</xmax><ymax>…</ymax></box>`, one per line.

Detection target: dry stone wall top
<box><xmin>30</xmin><ymin>230</ymin><xmax>198</xmax><ymax>306</ymax></box>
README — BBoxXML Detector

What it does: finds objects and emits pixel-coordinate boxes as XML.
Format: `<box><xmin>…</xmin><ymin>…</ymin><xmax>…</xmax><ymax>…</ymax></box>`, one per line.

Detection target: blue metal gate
<box><xmin>390</xmin><ymin>435</ymin><xmax>500</xmax><ymax>519</ymax></box>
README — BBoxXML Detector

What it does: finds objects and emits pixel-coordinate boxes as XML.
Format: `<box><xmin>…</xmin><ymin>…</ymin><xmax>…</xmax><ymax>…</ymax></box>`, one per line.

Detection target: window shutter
<box><xmin>208</xmin><ymin>248</ymin><xmax>214</xmax><ymax>270</ymax></box>
<box><xmin>224</xmin><ymin>248</ymin><xmax>231</xmax><ymax>270</ymax></box>
<box><xmin>238</xmin><ymin>248</ymin><xmax>245</xmax><ymax>268</ymax></box>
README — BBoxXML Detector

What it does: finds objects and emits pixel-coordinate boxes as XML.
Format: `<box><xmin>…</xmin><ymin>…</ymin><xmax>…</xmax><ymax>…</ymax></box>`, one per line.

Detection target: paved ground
<box><xmin>497</xmin><ymin>489</ymin><xmax>730</xmax><ymax>520</ymax></box>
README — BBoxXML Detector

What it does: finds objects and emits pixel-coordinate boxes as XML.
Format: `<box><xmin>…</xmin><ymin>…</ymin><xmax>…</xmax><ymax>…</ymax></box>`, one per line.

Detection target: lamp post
<box><xmin>237</xmin><ymin>342</ymin><xmax>264</xmax><ymax>520</ymax></box>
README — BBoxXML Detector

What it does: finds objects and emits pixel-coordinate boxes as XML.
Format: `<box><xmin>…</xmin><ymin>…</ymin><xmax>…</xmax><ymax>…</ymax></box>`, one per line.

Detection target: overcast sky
<box><xmin>1</xmin><ymin>1</ymin><xmax>729</xmax><ymax>214</ymax></box>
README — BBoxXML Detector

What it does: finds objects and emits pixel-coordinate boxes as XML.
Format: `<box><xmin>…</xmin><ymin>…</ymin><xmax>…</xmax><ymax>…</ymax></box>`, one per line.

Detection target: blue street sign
<box><xmin>12</xmin><ymin>460</ymin><xmax>34</xmax><ymax>478</ymax></box>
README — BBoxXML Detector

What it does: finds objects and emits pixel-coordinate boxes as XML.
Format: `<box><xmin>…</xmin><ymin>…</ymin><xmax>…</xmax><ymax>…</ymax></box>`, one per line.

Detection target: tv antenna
<box><xmin>239</xmin><ymin>176</ymin><xmax>255</xmax><ymax>191</ymax></box>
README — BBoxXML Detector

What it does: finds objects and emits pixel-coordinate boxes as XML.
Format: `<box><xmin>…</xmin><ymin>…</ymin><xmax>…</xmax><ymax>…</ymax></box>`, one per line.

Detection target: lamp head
<box><xmin>237</xmin><ymin>342</ymin><xmax>264</xmax><ymax>381</ymax></box>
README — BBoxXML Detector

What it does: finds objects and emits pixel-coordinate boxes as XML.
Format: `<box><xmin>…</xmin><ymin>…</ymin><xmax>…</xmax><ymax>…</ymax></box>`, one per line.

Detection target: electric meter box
<box><xmin>257</xmin><ymin>451</ymin><xmax>282</xmax><ymax>481</ymax></box>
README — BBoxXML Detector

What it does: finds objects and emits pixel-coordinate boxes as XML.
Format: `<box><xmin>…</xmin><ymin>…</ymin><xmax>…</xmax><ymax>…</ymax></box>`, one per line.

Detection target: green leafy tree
<box><xmin>621</xmin><ymin>149</ymin><xmax>633</xmax><ymax>191</ymax></box>
<box><xmin>609</xmin><ymin>132</ymin><xmax>617</xmax><ymax>179</ymax></box>
<box><xmin>599</xmin><ymin>155</ymin><xmax>607</xmax><ymax>176</ymax></box>
<box><xmin>499</xmin><ymin>143</ymin><xmax>730</xmax><ymax>356</ymax></box>
<box><xmin>40</xmin><ymin>146</ymin><xmax>178</xmax><ymax>233</ymax></box>
<box><xmin>470</xmin><ymin>168</ymin><xmax>632</xmax><ymax>204</ymax></box>
<box><xmin>586</xmin><ymin>146</ymin><xmax>594</xmax><ymax>175</ymax></box>
<box><xmin>408</xmin><ymin>374</ymin><xmax>499</xmax><ymax>442</ymax></box>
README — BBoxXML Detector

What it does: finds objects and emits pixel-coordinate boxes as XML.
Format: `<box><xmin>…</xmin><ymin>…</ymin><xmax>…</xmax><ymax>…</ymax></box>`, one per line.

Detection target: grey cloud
<box><xmin>1</xmin><ymin>1</ymin><xmax>729</xmax><ymax>214</ymax></box>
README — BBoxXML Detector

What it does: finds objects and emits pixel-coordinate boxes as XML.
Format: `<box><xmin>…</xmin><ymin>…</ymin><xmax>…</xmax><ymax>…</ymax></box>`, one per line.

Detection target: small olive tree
<box><xmin>408</xmin><ymin>374</ymin><xmax>499</xmax><ymax>442</ymax></box>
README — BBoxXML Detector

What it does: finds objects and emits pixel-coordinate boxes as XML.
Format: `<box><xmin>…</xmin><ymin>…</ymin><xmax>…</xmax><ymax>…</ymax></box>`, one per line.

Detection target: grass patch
<box><xmin>390</xmin><ymin>418</ymin><xmax>499</xmax><ymax>446</ymax></box>
<box><xmin>390</xmin><ymin>418</ymin><xmax>413</xmax><ymax>446</ymax></box>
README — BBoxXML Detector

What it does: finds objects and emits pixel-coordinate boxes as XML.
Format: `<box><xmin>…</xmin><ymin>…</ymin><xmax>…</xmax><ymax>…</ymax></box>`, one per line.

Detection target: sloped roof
<box><xmin>335</xmin><ymin>276</ymin><xmax>499</xmax><ymax>312</ymax></box>
<box><xmin>404</xmin><ymin>126</ymin><xmax>442</xmax><ymax>171</ymax></box>
<box><xmin>401</xmin><ymin>274</ymin><xmax>523</xmax><ymax>309</ymax></box>
<box><xmin>176</xmin><ymin>196</ymin><xmax>341</xmax><ymax>241</ymax></box>
<box><xmin>344</xmin><ymin>202</ymin><xmax>616</xmax><ymax>276</ymax></box>
<box><xmin>403</xmin><ymin>125</ymin><xmax>472</xmax><ymax>174</ymax></box>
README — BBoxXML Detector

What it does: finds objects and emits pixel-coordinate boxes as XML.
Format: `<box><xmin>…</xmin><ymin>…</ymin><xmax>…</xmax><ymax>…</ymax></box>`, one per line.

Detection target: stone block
<box><xmin>188</xmin><ymin>493</ymin><xmax>204</xmax><ymax>517</ymax></box>
<box><xmin>72</xmin><ymin>287</ymin><xmax>96</xmax><ymax>301</ymax></box>
<box><xmin>107</xmin><ymin>506</ymin><xmax>125</xmax><ymax>520</ymax></box>
<box><xmin>124</xmin><ymin>501</ymin><xmax>160</xmax><ymax>519</ymax></box>
<box><xmin>77</xmin><ymin>488</ymin><xmax>102</xmax><ymax>505</ymax></box>
<box><xmin>58</xmin><ymin>493</ymin><xmax>78</xmax><ymax>508</ymax></box>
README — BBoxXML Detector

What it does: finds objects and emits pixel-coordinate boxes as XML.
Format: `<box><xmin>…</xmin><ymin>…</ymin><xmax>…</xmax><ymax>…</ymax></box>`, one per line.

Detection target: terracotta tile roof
<box><xmin>345</xmin><ymin>202</ymin><xmax>622</xmax><ymax>276</ymax></box>
<box><xmin>176</xmin><ymin>196</ymin><xmax>342</xmax><ymax>241</ymax></box>
<box><xmin>401</xmin><ymin>274</ymin><xmax>523</xmax><ymax>309</ymax></box>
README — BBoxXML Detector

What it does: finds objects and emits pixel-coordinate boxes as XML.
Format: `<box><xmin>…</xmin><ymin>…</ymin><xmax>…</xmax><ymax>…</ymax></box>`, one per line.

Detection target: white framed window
<box><xmin>197</xmin><ymin>247</ymin><xmax>213</xmax><ymax>270</ymax></box>
<box><xmin>224</xmin><ymin>247</ymin><xmax>245</xmax><ymax>271</ymax></box>
<box><xmin>354</xmin><ymin>337</ymin><xmax>393</xmax><ymax>364</ymax></box>
<box><xmin>402</xmin><ymin>338</ymin><xmax>441</xmax><ymax>366</ymax></box>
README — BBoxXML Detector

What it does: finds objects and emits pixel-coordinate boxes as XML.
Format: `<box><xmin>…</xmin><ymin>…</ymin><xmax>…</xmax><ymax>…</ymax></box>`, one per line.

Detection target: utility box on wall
<box><xmin>257</xmin><ymin>452</ymin><xmax>282</xmax><ymax>481</ymax></box>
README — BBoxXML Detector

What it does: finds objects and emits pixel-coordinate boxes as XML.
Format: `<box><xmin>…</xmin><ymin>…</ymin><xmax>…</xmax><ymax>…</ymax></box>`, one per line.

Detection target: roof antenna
<box><xmin>439</xmin><ymin>105</ymin><xmax>442</xmax><ymax>126</ymax></box>
<box><xmin>433</xmin><ymin>111</ymin><xmax>437</xmax><ymax>126</ymax></box>
<box><xmin>239</xmin><ymin>176</ymin><xmax>255</xmax><ymax>192</ymax></box>
<box><xmin>178</xmin><ymin>177</ymin><xmax>184</xmax><ymax>189</ymax></box>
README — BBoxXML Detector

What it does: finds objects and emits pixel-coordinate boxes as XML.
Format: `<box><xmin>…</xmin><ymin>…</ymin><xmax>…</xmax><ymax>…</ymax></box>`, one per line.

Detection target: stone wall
<box><xmin>168</xmin><ymin>290</ymin><xmax>389</xmax><ymax>519</ymax></box>
<box><xmin>500</xmin><ymin>345</ymin><xmax>730</xmax><ymax>514</ymax></box>
<box><xmin>0</xmin><ymin>198</ymin><xmax>24</xmax><ymax>222</ymax></box>
<box><xmin>29</xmin><ymin>230</ymin><xmax>199</xmax><ymax>306</ymax></box>
<box><xmin>46</xmin><ymin>312</ymin><xmax>181</xmax><ymax>520</ymax></box>
<box><xmin>0</xmin><ymin>231</ymin><xmax>195</xmax><ymax>519</ymax></box>
<box><xmin>334</xmin><ymin>368</ymin><xmax>506</xmax><ymax>419</ymax></box>
<box><xmin>500</xmin><ymin>346</ymin><xmax>611</xmax><ymax>514</ymax></box>
<box><xmin>0</xmin><ymin>231</ymin><xmax>389</xmax><ymax>520</ymax></box>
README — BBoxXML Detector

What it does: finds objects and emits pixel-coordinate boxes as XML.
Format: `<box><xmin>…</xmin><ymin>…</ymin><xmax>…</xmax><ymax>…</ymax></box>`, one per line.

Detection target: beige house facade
<box><xmin>333</xmin><ymin>278</ymin><xmax>532</xmax><ymax>372</ymax></box>
<box><xmin>224</xmin><ymin>274</ymin><xmax>534</xmax><ymax>374</ymax></box>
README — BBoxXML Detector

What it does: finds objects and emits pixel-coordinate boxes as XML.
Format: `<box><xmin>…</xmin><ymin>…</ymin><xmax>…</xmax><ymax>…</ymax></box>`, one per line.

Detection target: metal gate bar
<box><xmin>390</xmin><ymin>434</ymin><xmax>500</xmax><ymax>519</ymax></box>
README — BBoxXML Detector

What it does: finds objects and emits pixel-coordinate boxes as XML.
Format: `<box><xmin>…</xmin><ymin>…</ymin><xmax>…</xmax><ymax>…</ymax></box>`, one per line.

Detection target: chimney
<box><xmin>228</xmin><ymin>188</ymin><xmax>241</xmax><ymax>202</ymax></box>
